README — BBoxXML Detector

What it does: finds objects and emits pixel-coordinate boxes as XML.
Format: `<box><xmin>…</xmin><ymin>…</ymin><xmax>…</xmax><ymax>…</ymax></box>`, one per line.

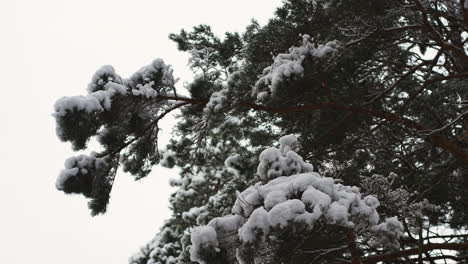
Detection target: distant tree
<box><xmin>54</xmin><ymin>0</ymin><xmax>468</xmax><ymax>263</ymax></box>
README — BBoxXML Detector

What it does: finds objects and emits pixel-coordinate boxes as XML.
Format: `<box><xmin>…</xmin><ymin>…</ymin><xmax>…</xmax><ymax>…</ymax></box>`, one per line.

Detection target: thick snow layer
<box><xmin>54</xmin><ymin>58</ymin><xmax>174</xmax><ymax>118</ymax></box>
<box><xmin>238</xmin><ymin>207</ymin><xmax>270</xmax><ymax>242</ymax></box>
<box><xmin>128</xmin><ymin>59</ymin><xmax>175</xmax><ymax>98</ymax></box>
<box><xmin>232</xmin><ymin>171</ymin><xmax>386</xmax><ymax>243</ymax></box>
<box><xmin>190</xmin><ymin>226</ymin><xmax>219</xmax><ymax>264</ymax></box>
<box><xmin>264</xmin><ymin>190</ymin><xmax>288</xmax><ymax>210</ymax></box>
<box><xmin>130</xmin><ymin>58</ymin><xmax>175</xmax><ymax>88</ymax></box>
<box><xmin>370</xmin><ymin>216</ymin><xmax>404</xmax><ymax>249</ymax></box>
<box><xmin>55</xmin><ymin>153</ymin><xmax>108</xmax><ymax>191</ymax></box>
<box><xmin>189</xmin><ymin>135</ymin><xmax>403</xmax><ymax>263</ymax></box>
<box><xmin>200</xmin><ymin>170</ymin><xmax>402</xmax><ymax>249</ymax></box>
<box><xmin>204</xmin><ymin>88</ymin><xmax>228</xmax><ymax>113</ymax></box>
<box><xmin>254</xmin><ymin>34</ymin><xmax>339</xmax><ymax>100</ymax></box>
<box><xmin>257</xmin><ymin>135</ymin><xmax>313</xmax><ymax>180</ymax></box>
<box><xmin>182</xmin><ymin>206</ymin><xmax>205</xmax><ymax>221</ymax></box>
<box><xmin>131</xmin><ymin>81</ymin><xmax>158</xmax><ymax>98</ymax></box>
<box><xmin>225</xmin><ymin>154</ymin><xmax>243</xmax><ymax>177</ymax></box>
<box><xmin>53</xmin><ymin>58</ymin><xmax>177</xmax><ymax>149</ymax></box>
<box><xmin>54</xmin><ymin>95</ymin><xmax>102</xmax><ymax>117</ymax></box>
<box><xmin>224</xmin><ymin>154</ymin><xmax>241</xmax><ymax>168</ymax></box>
<box><xmin>54</xmin><ymin>64</ymin><xmax>130</xmax><ymax>118</ymax></box>
<box><xmin>54</xmin><ymin>81</ymin><xmax>128</xmax><ymax>117</ymax></box>
<box><xmin>312</xmin><ymin>40</ymin><xmax>339</xmax><ymax>58</ymax></box>
<box><xmin>278</xmin><ymin>134</ymin><xmax>298</xmax><ymax>153</ymax></box>
<box><xmin>87</xmin><ymin>65</ymin><xmax>124</xmax><ymax>93</ymax></box>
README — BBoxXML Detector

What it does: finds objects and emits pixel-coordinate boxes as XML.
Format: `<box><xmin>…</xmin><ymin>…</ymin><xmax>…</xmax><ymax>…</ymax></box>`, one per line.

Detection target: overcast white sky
<box><xmin>0</xmin><ymin>1</ymin><xmax>281</xmax><ymax>263</ymax></box>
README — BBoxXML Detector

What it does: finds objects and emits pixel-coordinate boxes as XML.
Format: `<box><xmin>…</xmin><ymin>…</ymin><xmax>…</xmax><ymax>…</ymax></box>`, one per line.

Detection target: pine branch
<box><xmin>152</xmin><ymin>95</ymin><xmax>468</xmax><ymax>164</ymax></box>
<box><xmin>400</xmin><ymin>72</ymin><xmax>468</xmax><ymax>111</ymax></box>
<box><xmin>414</xmin><ymin>0</ymin><xmax>468</xmax><ymax>64</ymax></box>
<box><xmin>106</xmin><ymin>101</ymin><xmax>191</xmax><ymax>157</ymax></box>
<box><xmin>346</xmin><ymin>230</ymin><xmax>362</xmax><ymax>264</ymax></box>
<box><xmin>420</xmin><ymin>110</ymin><xmax>468</xmax><ymax>136</ymax></box>
<box><xmin>361</xmin><ymin>242</ymin><xmax>468</xmax><ymax>264</ymax></box>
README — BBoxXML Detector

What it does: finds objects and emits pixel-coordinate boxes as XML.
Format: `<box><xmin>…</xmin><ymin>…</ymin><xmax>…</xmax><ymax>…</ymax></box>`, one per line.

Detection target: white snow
<box><xmin>182</xmin><ymin>206</ymin><xmax>205</xmax><ymax>221</ymax></box>
<box><xmin>131</xmin><ymin>81</ymin><xmax>158</xmax><ymax>98</ymax></box>
<box><xmin>237</xmin><ymin>207</ymin><xmax>270</xmax><ymax>242</ymax></box>
<box><xmin>254</xmin><ymin>34</ymin><xmax>339</xmax><ymax>100</ymax></box>
<box><xmin>189</xmin><ymin>226</ymin><xmax>219</xmax><ymax>264</ymax></box>
<box><xmin>257</xmin><ymin>135</ymin><xmax>313</xmax><ymax>180</ymax></box>
<box><xmin>225</xmin><ymin>154</ymin><xmax>242</xmax><ymax>177</ymax></box>
<box><xmin>189</xmin><ymin>135</ymin><xmax>404</xmax><ymax>262</ymax></box>
<box><xmin>54</xmin><ymin>58</ymin><xmax>175</xmax><ymax>119</ymax></box>
<box><xmin>267</xmin><ymin>199</ymin><xmax>306</xmax><ymax>228</ymax></box>
<box><xmin>370</xmin><ymin>216</ymin><xmax>404</xmax><ymax>249</ymax></box>
<box><xmin>87</xmin><ymin>65</ymin><xmax>123</xmax><ymax>92</ymax></box>
<box><xmin>301</xmin><ymin>186</ymin><xmax>332</xmax><ymax>210</ymax></box>
<box><xmin>326</xmin><ymin>202</ymin><xmax>350</xmax><ymax>225</ymax></box>
<box><xmin>56</xmin><ymin>167</ymin><xmax>79</xmax><ymax>190</ymax></box>
<box><xmin>53</xmin><ymin>81</ymin><xmax>128</xmax><ymax>117</ymax></box>
<box><xmin>264</xmin><ymin>190</ymin><xmax>287</xmax><ymax>210</ymax></box>
<box><xmin>224</xmin><ymin>154</ymin><xmax>241</xmax><ymax>168</ymax></box>
<box><xmin>208</xmin><ymin>214</ymin><xmax>243</xmax><ymax>234</ymax></box>
<box><xmin>231</xmin><ymin>171</ymin><xmax>401</xmax><ymax>245</ymax></box>
<box><xmin>56</xmin><ymin>153</ymin><xmax>108</xmax><ymax>191</ymax></box>
<box><xmin>160</xmin><ymin>150</ymin><xmax>176</xmax><ymax>168</ymax></box>
<box><xmin>191</xmin><ymin>172</ymin><xmax>207</xmax><ymax>186</ymax></box>
<box><xmin>168</xmin><ymin>177</ymin><xmax>182</xmax><ymax>187</ymax></box>
<box><xmin>54</xmin><ymin>64</ymin><xmax>131</xmax><ymax>118</ymax></box>
<box><xmin>204</xmin><ymin>88</ymin><xmax>228</xmax><ymax>113</ymax></box>
<box><xmin>278</xmin><ymin>134</ymin><xmax>298</xmax><ymax>153</ymax></box>
<box><xmin>130</xmin><ymin>58</ymin><xmax>175</xmax><ymax>88</ymax></box>
<box><xmin>312</xmin><ymin>40</ymin><xmax>340</xmax><ymax>58</ymax></box>
<box><xmin>54</xmin><ymin>95</ymin><xmax>103</xmax><ymax>117</ymax></box>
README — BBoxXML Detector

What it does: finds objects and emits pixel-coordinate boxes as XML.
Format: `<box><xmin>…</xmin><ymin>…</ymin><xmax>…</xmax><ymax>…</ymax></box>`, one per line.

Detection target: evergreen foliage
<box><xmin>54</xmin><ymin>0</ymin><xmax>468</xmax><ymax>262</ymax></box>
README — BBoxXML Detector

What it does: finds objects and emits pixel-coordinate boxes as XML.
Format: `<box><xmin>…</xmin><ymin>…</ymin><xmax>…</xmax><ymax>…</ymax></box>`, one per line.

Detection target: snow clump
<box><xmin>254</xmin><ymin>34</ymin><xmax>339</xmax><ymax>100</ymax></box>
<box><xmin>189</xmin><ymin>135</ymin><xmax>404</xmax><ymax>263</ymax></box>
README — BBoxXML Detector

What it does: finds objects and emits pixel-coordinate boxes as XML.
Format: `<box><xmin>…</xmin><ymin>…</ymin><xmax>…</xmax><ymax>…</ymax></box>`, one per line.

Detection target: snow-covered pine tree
<box><xmin>54</xmin><ymin>0</ymin><xmax>468</xmax><ymax>262</ymax></box>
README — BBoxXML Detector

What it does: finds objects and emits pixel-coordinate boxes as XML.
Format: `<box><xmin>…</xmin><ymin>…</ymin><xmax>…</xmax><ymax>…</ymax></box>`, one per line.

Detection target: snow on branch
<box><xmin>189</xmin><ymin>135</ymin><xmax>403</xmax><ymax>264</ymax></box>
<box><xmin>53</xmin><ymin>59</ymin><xmax>176</xmax><ymax>151</ymax></box>
<box><xmin>56</xmin><ymin>153</ymin><xmax>116</xmax><ymax>215</ymax></box>
<box><xmin>254</xmin><ymin>35</ymin><xmax>340</xmax><ymax>101</ymax></box>
<box><xmin>53</xmin><ymin>58</ymin><xmax>184</xmax><ymax>215</ymax></box>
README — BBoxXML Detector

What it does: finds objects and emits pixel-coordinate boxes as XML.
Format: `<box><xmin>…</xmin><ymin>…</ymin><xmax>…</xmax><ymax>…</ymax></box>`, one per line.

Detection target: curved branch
<box><xmin>106</xmin><ymin>101</ymin><xmax>191</xmax><ymax>157</ymax></box>
<box><xmin>154</xmin><ymin>95</ymin><xmax>468</xmax><ymax>163</ymax></box>
<box><xmin>245</xmin><ymin>102</ymin><xmax>468</xmax><ymax>163</ymax></box>
<box><xmin>414</xmin><ymin>0</ymin><xmax>468</xmax><ymax>63</ymax></box>
<box><xmin>362</xmin><ymin>242</ymin><xmax>468</xmax><ymax>264</ymax></box>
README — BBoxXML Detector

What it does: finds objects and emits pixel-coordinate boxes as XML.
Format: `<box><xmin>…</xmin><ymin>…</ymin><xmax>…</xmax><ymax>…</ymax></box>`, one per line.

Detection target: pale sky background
<box><xmin>0</xmin><ymin>1</ymin><xmax>281</xmax><ymax>263</ymax></box>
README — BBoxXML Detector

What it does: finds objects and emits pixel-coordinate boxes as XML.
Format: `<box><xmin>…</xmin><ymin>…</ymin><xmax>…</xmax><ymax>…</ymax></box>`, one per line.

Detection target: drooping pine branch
<box><xmin>154</xmin><ymin>95</ymin><xmax>468</xmax><ymax>164</ymax></box>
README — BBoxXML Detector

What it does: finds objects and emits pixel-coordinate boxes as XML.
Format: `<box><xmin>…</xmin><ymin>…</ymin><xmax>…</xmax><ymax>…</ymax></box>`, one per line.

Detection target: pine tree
<box><xmin>54</xmin><ymin>0</ymin><xmax>468</xmax><ymax>263</ymax></box>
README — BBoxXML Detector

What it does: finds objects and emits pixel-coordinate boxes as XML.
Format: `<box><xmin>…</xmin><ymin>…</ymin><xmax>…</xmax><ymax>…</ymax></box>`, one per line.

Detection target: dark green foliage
<box><xmin>54</xmin><ymin>59</ymin><xmax>178</xmax><ymax>215</ymax></box>
<box><xmin>55</xmin><ymin>110</ymin><xmax>101</xmax><ymax>151</ymax></box>
<box><xmin>55</xmin><ymin>0</ymin><xmax>468</xmax><ymax>262</ymax></box>
<box><xmin>169</xmin><ymin>25</ymin><xmax>243</xmax><ymax>69</ymax></box>
<box><xmin>59</xmin><ymin>168</ymin><xmax>94</xmax><ymax>196</ymax></box>
<box><xmin>57</xmin><ymin>154</ymin><xmax>117</xmax><ymax>215</ymax></box>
